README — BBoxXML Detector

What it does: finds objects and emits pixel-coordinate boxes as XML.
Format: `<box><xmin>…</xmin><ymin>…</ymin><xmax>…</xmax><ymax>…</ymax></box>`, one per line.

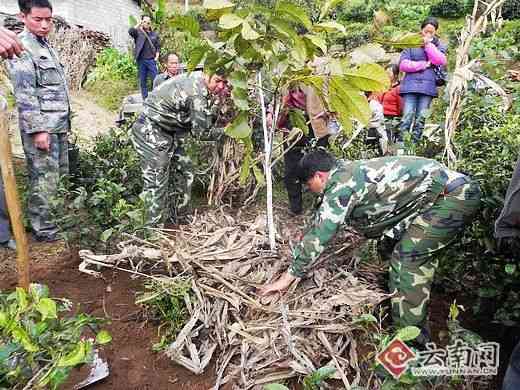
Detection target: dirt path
<box><xmin>7</xmin><ymin>90</ymin><xmax>117</xmax><ymax>158</ymax></box>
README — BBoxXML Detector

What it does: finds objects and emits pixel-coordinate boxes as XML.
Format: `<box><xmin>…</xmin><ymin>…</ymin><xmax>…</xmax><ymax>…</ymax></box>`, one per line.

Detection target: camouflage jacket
<box><xmin>289</xmin><ymin>156</ymin><xmax>464</xmax><ymax>277</ymax></box>
<box><xmin>7</xmin><ymin>30</ymin><xmax>70</xmax><ymax>134</ymax></box>
<box><xmin>143</xmin><ymin>71</ymin><xmax>218</xmax><ymax>137</ymax></box>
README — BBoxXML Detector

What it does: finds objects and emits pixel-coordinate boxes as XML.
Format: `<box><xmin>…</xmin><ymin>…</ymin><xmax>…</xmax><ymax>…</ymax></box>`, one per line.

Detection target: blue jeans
<box><xmin>503</xmin><ymin>342</ymin><xmax>520</xmax><ymax>390</ymax></box>
<box><xmin>137</xmin><ymin>58</ymin><xmax>158</xmax><ymax>99</ymax></box>
<box><xmin>398</xmin><ymin>93</ymin><xmax>433</xmax><ymax>143</ymax></box>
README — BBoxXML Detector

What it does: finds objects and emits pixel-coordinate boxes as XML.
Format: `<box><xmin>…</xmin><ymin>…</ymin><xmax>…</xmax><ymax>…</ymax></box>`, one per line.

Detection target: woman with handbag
<box><xmin>397</xmin><ymin>17</ymin><xmax>447</xmax><ymax>146</ymax></box>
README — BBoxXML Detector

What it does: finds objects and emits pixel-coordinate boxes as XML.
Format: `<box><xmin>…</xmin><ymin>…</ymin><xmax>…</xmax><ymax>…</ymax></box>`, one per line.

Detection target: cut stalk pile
<box><xmin>79</xmin><ymin>211</ymin><xmax>390</xmax><ymax>389</ymax></box>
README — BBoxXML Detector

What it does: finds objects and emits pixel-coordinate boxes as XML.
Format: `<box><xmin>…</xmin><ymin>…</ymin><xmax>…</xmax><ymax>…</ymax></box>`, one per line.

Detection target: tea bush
<box><xmin>0</xmin><ymin>284</ymin><xmax>110</xmax><ymax>389</ymax></box>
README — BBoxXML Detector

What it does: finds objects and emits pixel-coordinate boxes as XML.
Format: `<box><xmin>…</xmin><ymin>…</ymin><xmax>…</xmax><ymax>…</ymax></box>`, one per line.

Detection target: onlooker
<box><xmin>129</xmin><ymin>15</ymin><xmax>161</xmax><ymax>99</ymax></box>
<box><xmin>277</xmin><ymin>84</ymin><xmax>331</xmax><ymax>215</ymax></box>
<box><xmin>366</xmin><ymin>92</ymin><xmax>388</xmax><ymax>155</ymax></box>
<box><xmin>398</xmin><ymin>17</ymin><xmax>447</xmax><ymax>144</ymax></box>
<box><xmin>378</xmin><ymin>63</ymin><xmax>402</xmax><ymax>142</ymax></box>
<box><xmin>7</xmin><ymin>0</ymin><xmax>71</xmax><ymax>242</ymax></box>
<box><xmin>0</xmin><ymin>26</ymin><xmax>24</xmax><ymax>59</ymax></box>
<box><xmin>153</xmin><ymin>53</ymin><xmax>180</xmax><ymax>89</ymax></box>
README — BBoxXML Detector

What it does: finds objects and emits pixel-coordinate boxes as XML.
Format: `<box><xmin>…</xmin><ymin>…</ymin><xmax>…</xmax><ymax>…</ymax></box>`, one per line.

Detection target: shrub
<box><xmin>51</xmin><ymin>124</ymin><xmax>146</xmax><ymax>251</ymax></box>
<box><xmin>433</xmin><ymin>93</ymin><xmax>520</xmax><ymax>326</ymax></box>
<box><xmin>87</xmin><ymin>48</ymin><xmax>137</xmax><ymax>83</ymax></box>
<box><xmin>430</xmin><ymin>0</ymin><xmax>469</xmax><ymax>18</ymax></box>
<box><xmin>0</xmin><ymin>284</ymin><xmax>110</xmax><ymax>389</ymax></box>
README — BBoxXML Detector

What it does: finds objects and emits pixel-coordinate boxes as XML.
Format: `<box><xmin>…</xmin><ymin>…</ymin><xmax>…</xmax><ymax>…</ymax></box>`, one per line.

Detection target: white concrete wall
<box><xmin>0</xmin><ymin>0</ymin><xmax>141</xmax><ymax>51</ymax></box>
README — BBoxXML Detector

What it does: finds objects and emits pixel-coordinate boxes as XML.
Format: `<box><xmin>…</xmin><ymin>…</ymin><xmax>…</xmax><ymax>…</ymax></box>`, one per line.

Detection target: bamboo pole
<box><xmin>0</xmin><ymin>97</ymin><xmax>30</xmax><ymax>289</ymax></box>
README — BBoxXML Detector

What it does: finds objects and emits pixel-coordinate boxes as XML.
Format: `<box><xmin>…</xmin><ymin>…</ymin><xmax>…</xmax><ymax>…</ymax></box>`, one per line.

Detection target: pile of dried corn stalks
<box><xmin>79</xmin><ymin>210</ymin><xmax>390</xmax><ymax>389</ymax></box>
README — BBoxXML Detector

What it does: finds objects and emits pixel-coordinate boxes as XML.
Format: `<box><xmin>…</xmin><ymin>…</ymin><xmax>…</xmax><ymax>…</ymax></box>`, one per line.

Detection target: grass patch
<box><xmin>85</xmin><ymin>79</ymin><xmax>138</xmax><ymax>112</ymax></box>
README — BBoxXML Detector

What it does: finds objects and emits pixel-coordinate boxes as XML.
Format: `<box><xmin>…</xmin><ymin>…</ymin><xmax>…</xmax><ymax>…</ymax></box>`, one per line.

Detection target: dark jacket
<box><xmin>128</xmin><ymin>27</ymin><xmax>160</xmax><ymax>61</ymax></box>
<box><xmin>399</xmin><ymin>38</ymin><xmax>447</xmax><ymax>97</ymax></box>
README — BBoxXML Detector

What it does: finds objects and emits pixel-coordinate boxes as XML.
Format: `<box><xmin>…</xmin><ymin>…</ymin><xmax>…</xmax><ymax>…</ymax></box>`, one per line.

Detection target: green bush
<box><xmin>0</xmin><ymin>284</ymin><xmax>110</xmax><ymax>389</ymax></box>
<box><xmin>433</xmin><ymin>93</ymin><xmax>520</xmax><ymax>326</ymax></box>
<box><xmin>430</xmin><ymin>0</ymin><xmax>468</xmax><ymax>18</ymax></box>
<box><xmin>51</xmin><ymin>124</ymin><xmax>146</xmax><ymax>251</ymax></box>
<box><xmin>87</xmin><ymin>48</ymin><xmax>137</xmax><ymax>83</ymax></box>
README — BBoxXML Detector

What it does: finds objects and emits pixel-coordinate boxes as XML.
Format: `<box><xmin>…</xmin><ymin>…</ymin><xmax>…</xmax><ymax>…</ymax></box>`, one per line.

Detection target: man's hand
<box><xmin>0</xmin><ymin>27</ymin><xmax>24</xmax><ymax>59</ymax></box>
<box><xmin>258</xmin><ymin>271</ymin><xmax>299</xmax><ymax>296</ymax></box>
<box><xmin>32</xmin><ymin>132</ymin><xmax>50</xmax><ymax>151</ymax></box>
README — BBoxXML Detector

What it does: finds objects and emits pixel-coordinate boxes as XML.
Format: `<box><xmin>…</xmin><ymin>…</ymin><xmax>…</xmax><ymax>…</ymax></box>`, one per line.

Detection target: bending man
<box><xmin>132</xmin><ymin>70</ymin><xmax>228</xmax><ymax>227</ymax></box>
<box><xmin>260</xmin><ymin>149</ymin><xmax>480</xmax><ymax>341</ymax></box>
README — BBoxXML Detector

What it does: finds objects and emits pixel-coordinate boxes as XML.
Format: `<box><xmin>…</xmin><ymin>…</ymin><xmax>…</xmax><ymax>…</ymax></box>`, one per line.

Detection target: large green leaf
<box><xmin>270</xmin><ymin>18</ymin><xmax>300</xmax><ymax>42</ymax></box>
<box><xmin>305</xmin><ymin>34</ymin><xmax>327</xmax><ymax>54</ymax></box>
<box><xmin>95</xmin><ymin>330</ymin><xmax>112</xmax><ymax>345</ymax></box>
<box><xmin>319</xmin><ymin>0</ymin><xmax>344</xmax><ymax>21</ymax></box>
<box><xmin>344</xmin><ymin>63</ymin><xmax>390</xmax><ymax>92</ymax></box>
<box><xmin>225</xmin><ymin>112</ymin><xmax>252</xmax><ymax>139</ymax></box>
<box><xmin>314</xmin><ymin>21</ymin><xmax>346</xmax><ymax>35</ymax></box>
<box><xmin>36</xmin><ymin>298</ymin><xmax>57</xmax><ymax>321</ymax></box>
<box><xmin>241</xmin><ymin>21</ymin><xmax>260</xmax><ymax>40</ymax></box>
<box><xmin>203</xmin><ymin>0</ymin><xmax>234</xmax><ymax>9</ymax></box>
<box><xmin>219</xmin><ymin>13</ymin><xmax>243</xmax><ymax>29</ymax></box>
<box><xmin>12</xmin><ymin>326</ymin><xmax>39</xmax><ymax>352</ymax></box>
<box><xmin>290</xmin><ymin>37</ymin><xmax>308</xmax><ymax>69</ymax></box>
<box><xmin>16</xmin><ymin>288</ymin><xmax>29</xmax><ymax>312</ymax></box>
<box><xmin>128</xmin><ymin>15</ymin><xmax>138</xmax><ymax>27</ymax></box>
<box><xmin>57</xmin><ymin>341</ymin><xmax>88</xmax><ymax>367</ymax></box>
<box><xmin>396</xmin><ymin>326</ymin><xmax>421</xmax><ymax>341</ymax></box>
<box><xmin>375</xmin><ymin>32</ymin><xmax>423</xmax><ymax>49</ymax></box>
<box><xmin>229</xmin><ymin>70</ymin><xmax>247</xmax><ymax>89</ymax></box>
<box><xmin>275</xmin><ymin>2</ymin><xmax>312</xmax><ymax>30</ymax></box>
<box><xmin>171</xmin><ymin>15</ymin><xmax>201</xmax><ymax>36</ymax></box>
<box><xmin>288</xmin><ymin>109</ymin><xmax>308</xmax><ymax>134</ymax></box>
<box><xmin>329</xmin><ymin>76</ymin><xmax>370</xmax><ymax>127</ymax></box>
<box><xmin>187</xmin><ymin>46</ymin><xmax>207</xmax><ymax>72</ymax></box>
<box><xmin>231</xmin><ymin>88</ymin><xmax>250</xmax><ymax>110</ymax></box>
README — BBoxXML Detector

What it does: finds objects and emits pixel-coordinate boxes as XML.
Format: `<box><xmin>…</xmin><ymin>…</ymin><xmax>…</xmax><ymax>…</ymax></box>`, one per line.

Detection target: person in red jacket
<box><xmin>378</xmin><ymin>64</ymin><xmax>402</xmax><ymax>143</ymax></box>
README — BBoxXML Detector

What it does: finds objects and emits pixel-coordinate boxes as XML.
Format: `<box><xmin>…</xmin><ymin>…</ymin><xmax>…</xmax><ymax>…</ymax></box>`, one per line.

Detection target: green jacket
<box><xmin>143</xmin><ymin>71</ymin><xmax>217</xmax><ymax>137</ymax></box>
<box><xmin>289</xmin><ymin>156</ymin><xmax>463</xmax><ymax>277</ymax></box>
<box><xmin>7</xmin><ymin>29</ymin><xmax>70</xmax><ymax>134</ymax></box>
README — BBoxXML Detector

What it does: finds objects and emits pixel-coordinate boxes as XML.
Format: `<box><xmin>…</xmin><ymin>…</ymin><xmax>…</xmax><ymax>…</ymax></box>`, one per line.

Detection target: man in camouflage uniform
<box><xmin>132</xmin><ymin>70</ymin><xmax>227</xmax><ymax>226</ymax></box>
<box><xmin>260</xmin><ymin>149</ymin><xmax>481</xmax><ymax>335</ymax></box>
<box><xmin>7</xmin><ymin>0</ymin><xmax>70</xmax><ymax>241</ymax></box>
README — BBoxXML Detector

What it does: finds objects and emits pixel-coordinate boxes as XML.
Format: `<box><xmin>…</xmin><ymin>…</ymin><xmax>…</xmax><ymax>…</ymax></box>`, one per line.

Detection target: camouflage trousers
<box><xmin>21</xmin><ymin>132</ymin><xmax>69</xmax><ymax>238</ymax></box>
<box><xmin>389</xmin><ymin>178</ymin><xmax>481</xmax><ymax>328</ymax></box>
<box><xmin>132</xmin><ymin>118</ymin><xmax>194</xmax><ymax>226</ymax></box>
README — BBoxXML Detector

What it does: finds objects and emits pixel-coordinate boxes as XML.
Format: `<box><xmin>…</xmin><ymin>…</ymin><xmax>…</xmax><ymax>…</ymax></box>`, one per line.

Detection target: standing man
<box><xmin>260</xmin><ymin>149</ymin><xmax>481</xmax><ymax>343</ymax></box>
<box><xmin>132</xmin><ymin>71</ymin><xmax>228</xmax><ymax>227</ymax></box>
<box><xmin>7</xmin><ymin>0</ymin><xmax>71</xmax><ymax>242</ymax></box>
<box><xmin>129</xmin><ymin>15</ymin><xmax>160</xmax><ymax>99</ymax></box>
<box><xmin>153</xmin><ymin>53</ymin><xmax>180</xmax><ymax>89</ymax></box>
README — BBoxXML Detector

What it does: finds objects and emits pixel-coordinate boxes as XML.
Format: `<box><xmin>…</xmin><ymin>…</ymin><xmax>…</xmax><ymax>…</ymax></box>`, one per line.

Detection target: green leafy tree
<box><xmin>176</xmin><ymin>0</ymin><xmax>391</xmax><ymax>250</ymax></box>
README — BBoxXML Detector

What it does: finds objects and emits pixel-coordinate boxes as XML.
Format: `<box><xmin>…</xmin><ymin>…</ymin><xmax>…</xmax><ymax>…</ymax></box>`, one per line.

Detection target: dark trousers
<box><xmin>137</xmin><ymin>58</ymin><xmax>158</xmax><ymax>100</ymax></box>
<box><xmin>0</xmin><ymin>177</ymin><xmax>11</xmax><ymax>244</ymax></box>
<box><xmin>504</xmin><ymin>341</ymin><xmax>520</xmax><ymax>390</ymax></box>
<box><xmin>284</xmin><ymin>136</ymin><xmax>329</xmax><ymax>214</ymax></box>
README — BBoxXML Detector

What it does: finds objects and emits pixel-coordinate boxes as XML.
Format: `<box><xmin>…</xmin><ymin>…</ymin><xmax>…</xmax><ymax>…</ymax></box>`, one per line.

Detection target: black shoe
<box><xmin>34</xmin><ymin>234</ymin><xmax>59</xmax><ymax>243</ymax></box>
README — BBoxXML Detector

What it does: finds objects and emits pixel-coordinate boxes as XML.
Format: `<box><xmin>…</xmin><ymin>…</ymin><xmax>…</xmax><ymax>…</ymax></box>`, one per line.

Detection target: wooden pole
<box><xmin>0</xmin><ymin>97</ymin><xmax>30</xmax><ymax>289</ymax></box>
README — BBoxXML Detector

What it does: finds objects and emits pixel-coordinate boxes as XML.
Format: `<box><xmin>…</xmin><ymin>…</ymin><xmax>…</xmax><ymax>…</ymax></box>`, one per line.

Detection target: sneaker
<box><xmin>1</xmin><ymin>239</ymin><xmax>16</xmax><ymax>251</ymax></box>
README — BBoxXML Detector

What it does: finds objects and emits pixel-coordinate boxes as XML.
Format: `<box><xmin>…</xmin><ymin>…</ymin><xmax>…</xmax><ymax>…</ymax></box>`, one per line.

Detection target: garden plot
<box><xmin>78</xmin><ymin>210</ymin><xmax>390</xmax><ymax>389</ymax></box>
